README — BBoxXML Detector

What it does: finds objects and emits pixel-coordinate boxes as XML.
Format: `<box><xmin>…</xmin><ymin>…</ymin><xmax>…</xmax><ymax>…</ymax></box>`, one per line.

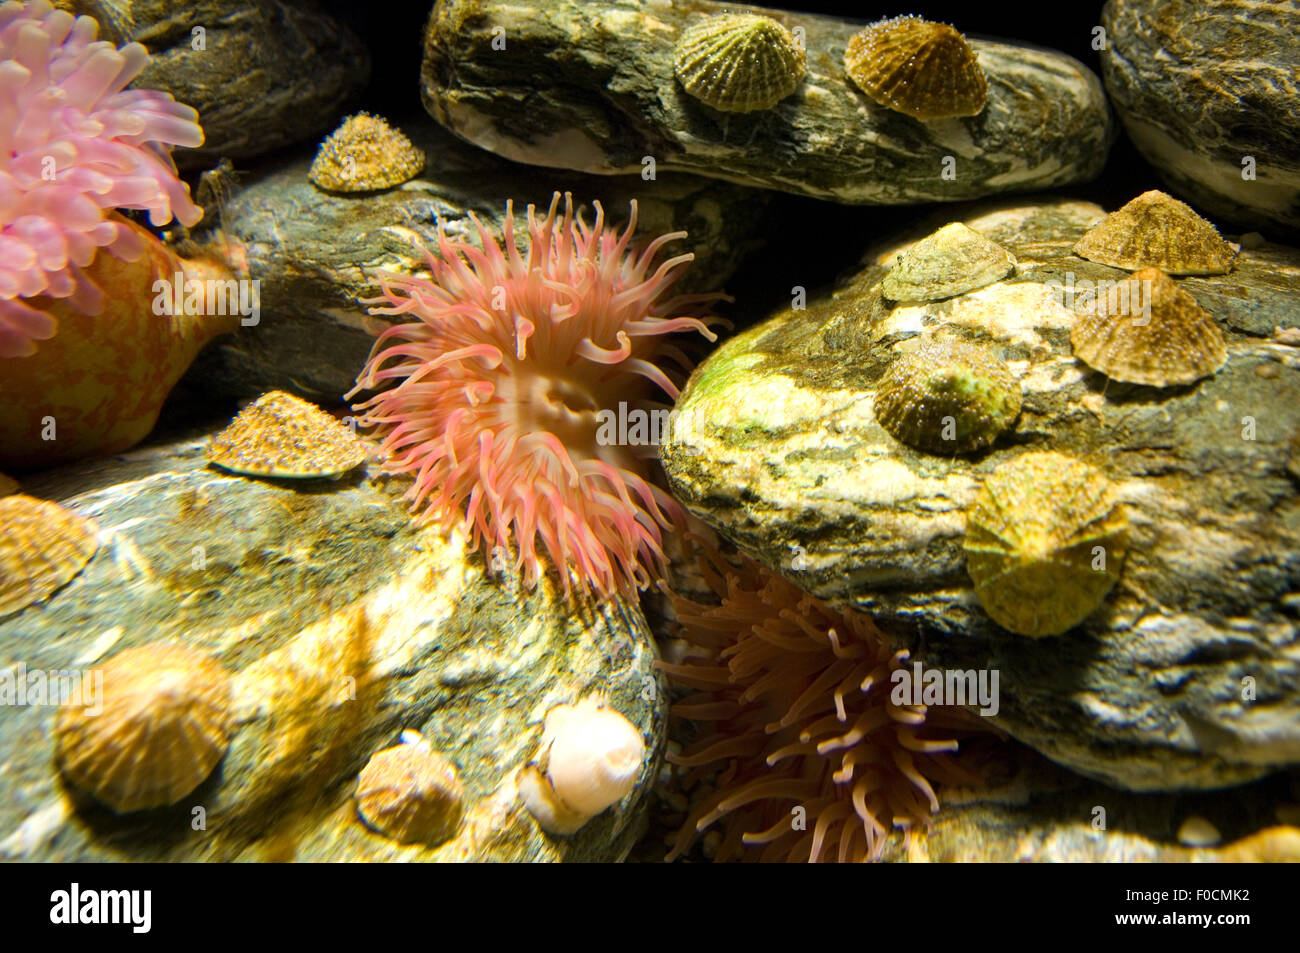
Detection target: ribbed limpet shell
<box><xmin>0</xmin><ymin>494</ymin><xmax>98</xmax><ymax>617</ymax></box>
<box><xmin>844</xmin><ymin>16</ymin><xmax>987</xmax><ymax>120</ymax></box>
<box><xmin>308</xmin><ymin>113</ymin><xmax>425</xmax><ymax>193</ymax></box>
<box><xmin>1071</xmin><ymin>268</ymin><xmax>1227</xmax><ymax>387</ymax></box>
<box><xmin>1073</xmin><ymin>191</ymin><xmax>1237</xmax><ymax>276</ymax></box>
<box><xmin>882</xmin><ymin>223</ymin><xmax>1017</xmax><ymax>302</ymax></box>
<box><xmin>56</xmin><ymin>642</ymin><xmax>232</xmax><ymax>812</ymax></box>
<box><xmin>673</xmin><ymin>13</ymin><xmax>806</xmax><ymax>113</ymax></box>
<box><xmin>207</xmin><ymin>390</ymin><xmax>367</xmax><ymax>479</ymax></box>
<box><xmin>873</xmin><ymin>339</ymin><xmax>1021</xmax><ymax>454</ymax></box>
<box><xmin>963</xmin><ymin>452</ymin><xmax>1128</xmax><ymax>637</ymax></box>
<box><xmin>355</xmin><ymin>730</ymin><xmax>464</xmax><ymax>846</ymax></box>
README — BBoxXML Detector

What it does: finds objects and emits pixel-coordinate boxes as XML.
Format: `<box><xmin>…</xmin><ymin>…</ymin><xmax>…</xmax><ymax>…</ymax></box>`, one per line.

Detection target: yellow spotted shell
<box><xmin>673</xmin><ymin>13</ymin><xmax>806</xmax><ymax>113</ymax></box>
<box><xmin>207</xmin><ymin>390</ymin><xmax>367</xmax><ymax>479</ymax></box>
<box><xmin>56</xmin><ymin>642</ymin><xmax>233</xmax><ymax>812</ymax></box>
<box><xmin>308</xmin><ymin>113</ymin><xmax>425</xmax><ymax>193</ymax></box>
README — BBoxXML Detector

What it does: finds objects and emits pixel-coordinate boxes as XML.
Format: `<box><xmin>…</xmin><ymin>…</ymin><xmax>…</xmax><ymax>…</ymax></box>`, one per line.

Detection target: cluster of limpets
<box><xmin>56</xmin><ymin>642</ymin><xmax>233</xmax><ymax>812</ymax></box>
<box><xmin>844</xmin><ymin>15</ymin><xmax>987</xmax><ymax>120</ymax></box>
<box><xmin>0</xmin><ymin>494</ymin><xmax>99</xmax><ymax>617</ymax></box>
<box><xmin>673</xmin><ymin>13</ymin><xmax>806</xmax><ymax>113</ymax></box>
<box><xmin>873</xmin><ymin>338</ymin><xmax>1021</xmax><ymax>455</ymax></box>
<box><xmin>671</xmin><ymin>12</ymin><xmax>987</xmax><ymax>122</ymax></box>
<box><xmin>308</xmin><ymin>113</ymin><xmax>425</xmax><ymax>193</ymax></box>
<box><xmin>207</xmin><ymin>390</ymin><xmax>367</xmax><ymax>479</ymax></box>
<box><xmin>963</xmin><ymin>452</ymin><xmax>1128</xmax><ymax>638</ymax></box>
<box><xmin>355</xmin><ymin>730</ymin><xmax>465</xmax><ymax>847</ymax></box>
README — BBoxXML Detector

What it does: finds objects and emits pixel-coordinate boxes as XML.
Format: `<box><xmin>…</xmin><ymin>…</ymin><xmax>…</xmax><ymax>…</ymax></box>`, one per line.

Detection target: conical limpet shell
<box><xmin>963</xmin><ymin>452</ymin><xmax>1128</xmax><ymax>637</ymax></box>
<box><xmin>1071</xmin><ymin>268</ymin><xmax>1227</xmax><ymax>387</ymax></box>
<box><xmin>56</xmin><ymin>641</ymin><xmax>233</xmax><ymax>812</ymax></box>
<box><xmin>355</xmin><ymin>730</ymin><xmax>464</xmax><ymax>846</ymax></box>
<box><xmin>844</xmin><ymin>16</ymin><xmax>987</xmax><ymax>120</ymax></box>
<box><xmin>881</xmin><ymin>223</ymin><xmax>1017</xmax><ymax>302</ymax></box>
<box><xmin>874</xmin><ymin>339</ymin><xmax>1021</xmax><ymax>454</ymax></box>
<box><xmin>673</xmin><ymin>13</ymin><xmax>806</xmax><ymax>113</ymax></box>
<box><xmin>1072</xmin><ymin>191</ymin><xmax>1237</xmax><ymax>275</ymax></box>
<box><xmin>0</xmin><ymin>494</ymin><xmax>98</xmax><ymax>617</ymax></box>
<box><xmin>308</xmin><ymin>113</ymin><xmax>425</xmax><ymax>193</ymax></box>
<box><xmin>207</xmin><ymin>390</ymin><xmax>367</xmax><ymax>479</ymax></box>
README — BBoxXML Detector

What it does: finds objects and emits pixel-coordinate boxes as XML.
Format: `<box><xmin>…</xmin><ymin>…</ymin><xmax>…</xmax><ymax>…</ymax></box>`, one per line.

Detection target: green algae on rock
<box><xmin>661</xmin><ymin>197</ymin><xmax>1300</xmax><ymax>791</ymax></box>
<box><xmin>420</xmin><ymin>0</ymin><xmax>1113</xmax><ymax>204</ymax></box>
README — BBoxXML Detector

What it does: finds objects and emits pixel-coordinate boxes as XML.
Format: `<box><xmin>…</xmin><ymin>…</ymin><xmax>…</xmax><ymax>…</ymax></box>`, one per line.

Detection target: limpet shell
<box><xmin>207</xmin><ymin>390</ymin><xmax>367</xmax><ymax>479</ymax></box>
<box><xmin>873</xmin><ymin>338</ymin><xmax>1021</xmax><ymax>454</ymax></box>
<box><xmin>1071</xmin><ymin>268</ymin><xmax>1227</xmax><ymax>387</ymax></box>
<box><xmin>56</xmin><ymin>641</ymin><xmax>232</xmax><ymax>812</ymax></box>
<box><xmin>844</xmin><ymin>16</ymin><xmax>987</xmax><ymax>120</ymax></box>
<box><xmin>963</xmin><ymin>452</ymin><xmax>1128</xmax><ymax>637</ymax></box>
<box><xmin>308</xmin><ymin>113</ymin><xmax>425</xmax><ymax>193</ymax></box>
<box><xmin>673</xmin><ymin>13</ymin><xmax>806</xmax><ymax>113</ymax></box>
<box><xmin>881</xmin><ymin>223</ymin><xmax>1017</xmax><ymax>302</ymax></box>
<box><xmin>355</xmin><ymin>730</ymin><xmax>464</xmax><ymax>846</ymax></box>
<box><xmin>1072</xmin><ymin>191</ymin><xmax>1237</xmax><ymax>276</ymax></box>
<box><xmin>0</xmin><ymin>494</ymin><xmax>98</xmax><ymax>617</ymax></box>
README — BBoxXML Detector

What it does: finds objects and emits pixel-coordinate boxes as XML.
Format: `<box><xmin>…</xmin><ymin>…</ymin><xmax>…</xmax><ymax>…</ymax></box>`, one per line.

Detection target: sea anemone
<box><xmin>0</xmin><ymin>0</ymin><xmax>204</xmax><ymax>357</ymax></box>
<box><xmin>662</xmin><ymin>542</ymin><xmax>977</xmax><ymax>862</ymax></box>
<box><xmin>348</xmin><ymin>192</ymin><xmax>723</xmax><ymax>598</ymax></box>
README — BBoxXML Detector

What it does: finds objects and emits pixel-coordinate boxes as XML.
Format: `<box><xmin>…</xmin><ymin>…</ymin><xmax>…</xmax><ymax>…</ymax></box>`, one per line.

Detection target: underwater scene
<box><xmin>1</xmin><ymin>0</ymin><xmax>1298</xmax><ymax>870</ymax></box>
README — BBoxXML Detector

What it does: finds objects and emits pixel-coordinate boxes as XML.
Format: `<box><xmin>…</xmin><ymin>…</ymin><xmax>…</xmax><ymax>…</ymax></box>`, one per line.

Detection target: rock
<box><xmin>874</xmin><ymin>744</ymin><xmax>1300</xmax><ymax>862</ymax></box>
<box><xmin>66</xmin><ymin>0</ymin><xmax>370</xmax><ymax>168</ymax></box>
<box><xmin>662</xmin><ymin>197</ymin><xmax>1300</xmax><ymax>791</ymax></box>
<box><xmin>186</xmin><ymin>121</ymin><xmax>768</xmax><ymax>404</ymax></box>
<box><xmin>420</xmin><ymin>0</ymin><xmax>1114</xmax><ymax>204</ymax></box>
<box><xmin>1100</xmin><ymin>0</ymin><xmax>1300</xmax><ymax>236</ymax></box>
<box><xmin>0</xmin><ymin>431</ymin><xmax>665</xmax><ymax>862</ymax></box>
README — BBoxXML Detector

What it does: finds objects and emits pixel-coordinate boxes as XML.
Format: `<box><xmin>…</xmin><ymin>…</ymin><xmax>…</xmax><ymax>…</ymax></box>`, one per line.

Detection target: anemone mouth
<box><xmin>350</xmin><ymin>191</ymin><xmax>726</xmax><ymax>599</ymax></box>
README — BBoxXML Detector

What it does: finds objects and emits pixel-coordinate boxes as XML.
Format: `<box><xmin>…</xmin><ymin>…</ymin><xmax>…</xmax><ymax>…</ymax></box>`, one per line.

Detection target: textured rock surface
<box><xmin>420</xmin><ymin>0</ymin><xmax>1113</xmax><ymax>204</ymax></box>
<box><xmin>66</xmin><ymin>0</ymin><xmax>370</xmax><ymax>167</ymax></box>
<box><xmin>0</xmin><ymin>432</ymin><xmax>665</xmax><ymax>861</ymax></box>
<box><xmin>875</xmin><ymin>746</ymin><xmax>1300</xmax><ymax>863</ymax></box>
<box><xmin>187</xmin><ymin>122</ymin><xmax>767</xmax><ymax>403</ymax></box>
<box><xmin>1101</xmin><ymin>0</ymin><xmax>1300</xmax><ymax>235</ymax></box>
<box><xmin>663</xmin><ymin>197</ymin><xmax>1300</xmax><ymax>791</ymax></box>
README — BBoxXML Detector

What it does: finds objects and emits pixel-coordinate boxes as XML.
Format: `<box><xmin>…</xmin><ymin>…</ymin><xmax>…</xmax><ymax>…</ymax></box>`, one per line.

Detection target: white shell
<box><xmin>519</xmin><ymin>697</ymin><xmax>645</xmax><ymax>835</ymax></box>
<box><xmin>545</xmin><ymin>699</ymin><xmax>644</xmax><ymax>816</ymax></box>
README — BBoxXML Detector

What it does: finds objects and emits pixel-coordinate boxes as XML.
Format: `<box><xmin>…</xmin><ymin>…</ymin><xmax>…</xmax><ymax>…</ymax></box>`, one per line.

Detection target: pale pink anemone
<box><xmin>348</xmin><ymin>192</ymin><xmax>725</xmax><ymax>599</ymax></box>
<box><xmin>0</xmin><ymin>0</ymin><xmax>204</xmax><ymax>357</ymax></box>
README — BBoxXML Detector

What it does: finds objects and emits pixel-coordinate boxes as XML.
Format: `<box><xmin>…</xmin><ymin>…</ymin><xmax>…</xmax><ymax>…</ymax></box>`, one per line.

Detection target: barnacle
<box><xmin>873</xmin><ymin>338</ymin><xmax>1021</xmax><ymax>454</ymax></box>
<box><xmin>1072</xmin><ymin>191</ymin><xmax>1237</xmax><ymax>275</ymax></box>
<box><xmin>1070</xmin><ymin>268</ymin><xmax>1227</xmax><ymax>387</ymax></box>
<box><xmin>844</xmin><ymin>16</ymin><xmax>987</xmax><ymax>120</ymax></box>
<box><xmin>308</xmin><ymin>113</ymin><xmax>424</xmax><ymax>193</ymax></box>
<box><xmin>673</xmin><ymin>13</ymin><xmax>806</xmax><ymax>113</ymax></box>
<box><xmin>881</xmin><ymin>223</ymin><xmax>1017</xmax><ymax>302</ymax></box>
<box><xmin>207</xmin><ymin>390</ymin><xmax>367</xmax><ymax>479</ymax></box>
<box><xmin>963</xmin><ymin>452</ymin><xmax>1128</xmax><ymax>637</ymax></box>
<box><xmin>56</xmin><ymin>641</ymin><xmax>232</xmax><ymax>812</ymax></box>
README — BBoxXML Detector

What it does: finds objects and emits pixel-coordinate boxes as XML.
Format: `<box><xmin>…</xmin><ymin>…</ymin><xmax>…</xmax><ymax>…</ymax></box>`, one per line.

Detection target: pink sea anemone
<box><xmin>348</xmin><ymin>192</ymin><xmax>724</xmax><ymax>599</ymax></box>
<box><xmin>0</xmin><ymin>0</ymin><xmax>203</xmax><ymax>357</ymax></box>
<box><xmin>663</xmin><ymin>542</ymin><xmax>983</xmax><ymax>862</ymax></box>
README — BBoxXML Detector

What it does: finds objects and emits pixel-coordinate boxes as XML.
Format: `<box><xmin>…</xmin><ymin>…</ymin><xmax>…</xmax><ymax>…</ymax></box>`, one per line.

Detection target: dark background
<box><xmin>313</xmin><ymin>0</ymin><xmax>1166</xmax><ymax>322</ymax></box>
